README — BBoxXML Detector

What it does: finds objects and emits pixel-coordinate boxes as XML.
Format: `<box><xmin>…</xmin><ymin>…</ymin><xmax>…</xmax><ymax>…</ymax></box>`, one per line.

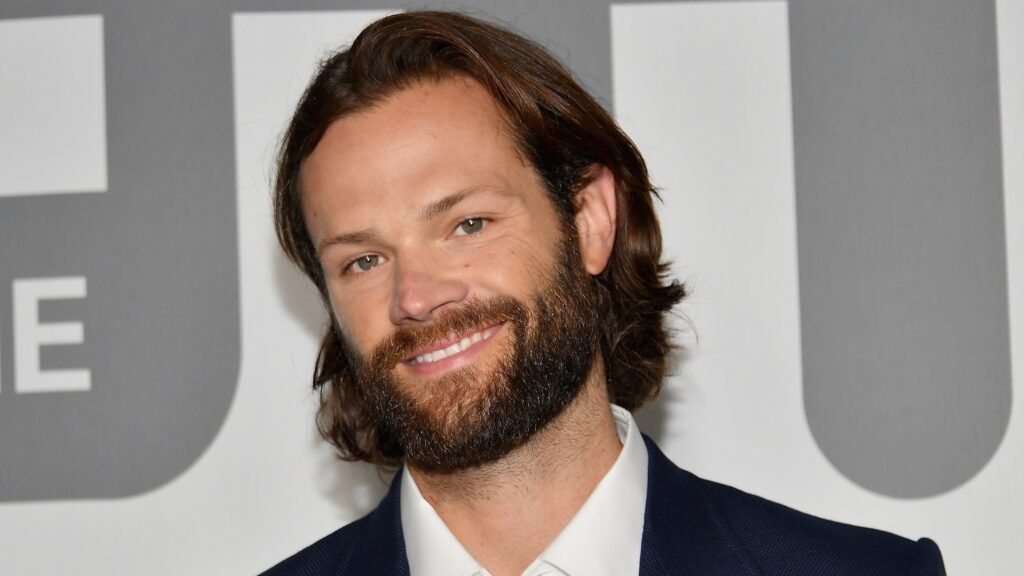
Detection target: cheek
<box><xmin>328</xmin><ymin>292</ymin><xmax>388</xmax><ymax>355</ymax></box>
<box><xmin>468</xmin><ymin>238</ymin><xmax>556</xmax><ymax>295</ymax></box>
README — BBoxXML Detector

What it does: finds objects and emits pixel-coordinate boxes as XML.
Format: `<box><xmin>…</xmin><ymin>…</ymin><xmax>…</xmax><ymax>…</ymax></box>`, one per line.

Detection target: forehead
<box><xmin>301</xmin><ymin>77</ymin><xmax>516</xmax><ymax>184</ymax></box>
<box><xmin>298</xmin><ymin>77</ymin><xmax>532</xmax><ymax>222</ymax></box>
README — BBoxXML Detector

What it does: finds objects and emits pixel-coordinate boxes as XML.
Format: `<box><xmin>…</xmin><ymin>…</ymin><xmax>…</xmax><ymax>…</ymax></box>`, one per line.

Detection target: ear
<box><xmin>574</xmin><ymin>165</ymin><xmax>617</xmax><ymax>275</ymax></box>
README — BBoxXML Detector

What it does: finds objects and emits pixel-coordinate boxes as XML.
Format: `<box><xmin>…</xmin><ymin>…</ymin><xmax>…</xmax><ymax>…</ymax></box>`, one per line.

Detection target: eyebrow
<box><xmin>317</xmin><ymin>229</ymin><xmax>384</xmax><ymax>257</ymax></box>
<box><xmin>418</xmin><ymin>188</ymin><xmax>481</xmax><ymax>221</ymax></box>
<box><xmin>317</xmin><ymin>187</ymin><xmax>505</xmax><ymax>257</ymax></box>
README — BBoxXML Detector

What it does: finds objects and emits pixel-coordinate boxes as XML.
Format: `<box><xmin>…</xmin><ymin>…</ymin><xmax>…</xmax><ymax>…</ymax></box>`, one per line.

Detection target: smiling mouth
<box><xmin>405</xmin><ymin>324</ymin><xmax>502</xmax><ymax>366</ymax></box>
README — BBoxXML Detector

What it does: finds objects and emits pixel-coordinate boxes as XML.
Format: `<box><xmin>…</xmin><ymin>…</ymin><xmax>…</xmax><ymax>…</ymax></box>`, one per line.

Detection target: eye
<box><xmin>455</xmin><ymin>217</ymin><xmax>487</xmax><ymax>236</ymax></box>
<box><xmin>347</xmin><ymin>254</ymin><xmax>382</xmax><ymax>274</ymax></box>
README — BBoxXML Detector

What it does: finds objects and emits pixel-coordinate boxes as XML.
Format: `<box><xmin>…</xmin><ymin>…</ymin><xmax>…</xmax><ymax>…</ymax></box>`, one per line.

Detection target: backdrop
<box><xmin>1</xmin><ymin>0</ymin><xmax>1021</xmax><ymax>574</ymax></box>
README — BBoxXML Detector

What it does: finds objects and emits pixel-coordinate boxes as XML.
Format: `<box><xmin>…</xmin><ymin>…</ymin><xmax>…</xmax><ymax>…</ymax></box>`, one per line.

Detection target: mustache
<box><xmin>367</xmin><ymin>297</ymin><xmax>526</xmax><ymax>369</ymax></box>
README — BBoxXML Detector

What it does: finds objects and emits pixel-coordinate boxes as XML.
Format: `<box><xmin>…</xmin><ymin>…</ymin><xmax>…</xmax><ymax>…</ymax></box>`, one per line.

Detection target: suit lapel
<box><xmin>341</xmin><ymin>470</ymin><xmax>411</xmax><ymax>576</ymax></box>
<box><xmin>639</xmin><ymin>436</ymin><xmax>761</xmax><ymax>576</ymax></box>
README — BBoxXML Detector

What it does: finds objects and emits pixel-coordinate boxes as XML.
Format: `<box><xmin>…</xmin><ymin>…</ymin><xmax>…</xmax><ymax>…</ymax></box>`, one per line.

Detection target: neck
<box><xmin>407</xmin><ymin>360</ymin><xmax>622</xmax><ymax>576</ymax></box>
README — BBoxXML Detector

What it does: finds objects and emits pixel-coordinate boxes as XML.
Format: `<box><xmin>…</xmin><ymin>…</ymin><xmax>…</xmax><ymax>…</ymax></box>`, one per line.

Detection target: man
<box><xmin>264</xmin><ymin>11</ymin><xmax>945</xmax><ymax>576</ymax></box>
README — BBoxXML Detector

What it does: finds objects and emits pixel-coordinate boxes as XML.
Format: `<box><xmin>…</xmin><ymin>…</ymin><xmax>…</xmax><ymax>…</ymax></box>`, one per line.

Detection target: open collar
<box><xmin>399</xmin><ymin>405</ymin><xmax>647</xmax><ymax>576</ymax></box>
<box><xmin>342</xmin><ymin>434</ymin><xmax>760</xmax><ymax>576</ymax></box>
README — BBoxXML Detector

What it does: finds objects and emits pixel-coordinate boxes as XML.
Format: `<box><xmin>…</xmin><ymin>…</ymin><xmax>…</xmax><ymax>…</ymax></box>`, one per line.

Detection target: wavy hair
<box><xmin>274</xmin><ymin>11</ymin><xmax>686</xmax><ymax>466</ymax></box>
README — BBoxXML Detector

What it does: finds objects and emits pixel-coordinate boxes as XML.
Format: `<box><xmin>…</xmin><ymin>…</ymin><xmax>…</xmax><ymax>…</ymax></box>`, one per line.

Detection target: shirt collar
<box><xmin>401</xmin><ymin>464</ymin><xmax>482</xmax><ymax>576</ymax></box>
<box><xmin>400</xmin><ymin>404</ymin><xmax>649</xmax><ymax>576</ymax></box>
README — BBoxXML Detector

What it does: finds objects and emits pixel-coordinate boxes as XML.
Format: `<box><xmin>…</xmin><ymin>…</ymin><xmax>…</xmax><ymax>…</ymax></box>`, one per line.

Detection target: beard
<box><xmin>343</xmin><ymin>238</ymin><xmax>602</xmax><ymax>473</ymax></box>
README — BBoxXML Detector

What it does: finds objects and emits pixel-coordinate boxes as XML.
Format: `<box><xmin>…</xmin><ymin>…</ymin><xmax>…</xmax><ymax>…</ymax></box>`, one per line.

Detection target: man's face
<box><xmin>300</xmin><ymin>77</ymin><xmax>600</xmax><ymax>471</ymax></box>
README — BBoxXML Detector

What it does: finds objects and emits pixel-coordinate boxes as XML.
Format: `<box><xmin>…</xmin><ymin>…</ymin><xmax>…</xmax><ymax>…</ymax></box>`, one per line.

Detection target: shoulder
<box><xmin>259</xmin><ymin>513</ymin><xmax>374</xmax><ymax>576</ymax></box>
<box><xmin>697</xmin><ymin>473</ymin><xmax>944</xmax><ymax>575</ymax></box>
<box><xmin>642</xmin><ymin>436</ymin><xmax>945</xmax><ymax>575</ymax></box>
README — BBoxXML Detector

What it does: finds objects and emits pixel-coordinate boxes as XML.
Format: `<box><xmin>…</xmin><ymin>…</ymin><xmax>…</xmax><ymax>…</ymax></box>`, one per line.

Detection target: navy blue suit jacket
<box><xmin>263</xmin><ymin>436</ymin><xmax>945</xmax><ymax>575</ymax></box>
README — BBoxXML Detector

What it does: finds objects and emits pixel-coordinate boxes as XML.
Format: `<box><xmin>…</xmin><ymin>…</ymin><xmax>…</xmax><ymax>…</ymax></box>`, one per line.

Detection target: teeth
<box><xmin>410</xmin><ymin>328</ymin><xmax>493</xmax><ymax>365</ymax></box>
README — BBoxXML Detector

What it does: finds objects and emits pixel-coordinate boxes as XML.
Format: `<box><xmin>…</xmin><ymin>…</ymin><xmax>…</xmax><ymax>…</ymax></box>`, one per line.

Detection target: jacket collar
<box><xmin>341</xmin><ymin>469</ymin><xmax>411</xmax><ymax>576</ymax></box>
<box><xmin>346</xmin><ymin>435</ymin><xmax>758</xmax><ymax>576</ymax></box>
<box><xmin>639</xmin><ymin>435</ymin><xmax>759</xmax><ymax>576</ymax></box>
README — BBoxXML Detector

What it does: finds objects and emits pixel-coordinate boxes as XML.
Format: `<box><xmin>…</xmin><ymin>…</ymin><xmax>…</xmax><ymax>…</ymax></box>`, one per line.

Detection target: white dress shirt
<box><xmin>400</xmin><ymin>404</ymin><xmax>649</xmax><ymax>576</ymax></box>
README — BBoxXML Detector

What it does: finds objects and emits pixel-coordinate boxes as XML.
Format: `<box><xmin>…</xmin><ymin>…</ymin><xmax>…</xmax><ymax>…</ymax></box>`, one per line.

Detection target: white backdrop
<box><xmin>0</xmin><ymin>2</ymin><xmax>1021</xmax><ymax>574</ymax></box>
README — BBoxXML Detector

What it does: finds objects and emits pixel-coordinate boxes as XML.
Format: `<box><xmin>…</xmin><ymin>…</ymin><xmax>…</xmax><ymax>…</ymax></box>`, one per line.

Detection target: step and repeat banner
<box><xmin>1</xmin><ymin>0</ymin><xmax>1021</xmax><ymax>573</ymax></box>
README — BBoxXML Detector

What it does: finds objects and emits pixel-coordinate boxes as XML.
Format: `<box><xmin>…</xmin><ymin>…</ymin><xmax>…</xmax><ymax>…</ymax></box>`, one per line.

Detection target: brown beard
<box><xmin>343</xmin><ymin>238</ymin><xmax>602</xmax><ymax>473</ymax></box>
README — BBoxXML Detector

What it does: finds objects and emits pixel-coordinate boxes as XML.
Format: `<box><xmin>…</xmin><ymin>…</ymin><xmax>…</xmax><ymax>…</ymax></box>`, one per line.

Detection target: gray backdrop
<box><xmin>0</xmin><ymin>0</ymin><xmax>1010</xmax><ymax>506</ymax></box>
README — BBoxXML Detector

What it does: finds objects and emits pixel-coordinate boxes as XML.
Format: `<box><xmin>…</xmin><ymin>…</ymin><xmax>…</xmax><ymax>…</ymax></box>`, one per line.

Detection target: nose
<box><xmin>388</xmin><ymin>251</ymin><xmax>469</xmax><ymax>325</ymax></box>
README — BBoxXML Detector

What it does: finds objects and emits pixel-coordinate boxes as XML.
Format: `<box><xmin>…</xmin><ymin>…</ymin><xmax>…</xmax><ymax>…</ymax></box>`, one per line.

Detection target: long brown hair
<box><xmin>274</xmin><ymin>11</ymin><xmax>686</xmax><ymax>466</ymax></box>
